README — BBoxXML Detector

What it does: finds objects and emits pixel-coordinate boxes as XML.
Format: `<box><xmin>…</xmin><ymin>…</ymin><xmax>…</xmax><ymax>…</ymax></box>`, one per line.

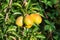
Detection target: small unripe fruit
<box><xmin>30</xmin><ymin>13</ymin><xmax>42</xmax><ymax>25</ymax></box>
<box><xmin>24</xmin><ymin>14</ymin><xmax>33</xmax><ymax>28</ymax></box>
<box><xmin>16</xmin><ymin>16</ymin><xmax>23</xmax><ymax>27</ymax></box>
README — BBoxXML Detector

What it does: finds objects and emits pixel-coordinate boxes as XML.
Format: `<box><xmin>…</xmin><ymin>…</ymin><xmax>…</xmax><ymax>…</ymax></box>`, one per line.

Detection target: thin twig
<box><xmin>23</xmin><ymin>0</ymin><xmax>26</xmax><ymax>4</ymax></box>
<box><xmin>48</xmin><ymin>32</ymin><xmax>53</xmax><ymax>40</ymax></box>
<box><xmin>5</xmin><ymin>0</ymin><xmax>12</xmax><ymax>22</ymax></box>
<box><xmin>44</xmin><ymin>12</ymin><xmax>48</xmax><ymax>19</ymax></box>
<box><xmin>9</xmin><ymin>0</ymin><xmax>12</xmax><ymax>8</ymax></box>
<box><xmin>23</xmin><ymin>0</ymin><xmax>27</xmax><ymax>6</ymax></box>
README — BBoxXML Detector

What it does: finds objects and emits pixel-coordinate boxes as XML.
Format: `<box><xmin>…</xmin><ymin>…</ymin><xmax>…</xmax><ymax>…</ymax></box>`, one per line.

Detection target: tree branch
<box><xmin>23</xmin><ymin>0</ymin><xmax>27</xmax><ymax>6</ymax></box>
<box><xmin>5</xmin><ymin>0</ymin><xmax>12</xmax><ymax>22</ymax></box>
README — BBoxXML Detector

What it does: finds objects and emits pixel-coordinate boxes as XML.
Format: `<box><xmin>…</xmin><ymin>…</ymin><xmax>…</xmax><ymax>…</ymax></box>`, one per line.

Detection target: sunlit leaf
<box><xmin>36</xmin><ymin>34</ymin><xmax>45</xmax><ymax>39</ymax></box>
<box><xmin>7</xmin><ymin>25</ymin><xmax>17</xmax><ymax>32</ymax></box>
<box><xmin>12</xmin><ymin>3</ymin><xmax>22</xmax><ymax>8</ymax></box>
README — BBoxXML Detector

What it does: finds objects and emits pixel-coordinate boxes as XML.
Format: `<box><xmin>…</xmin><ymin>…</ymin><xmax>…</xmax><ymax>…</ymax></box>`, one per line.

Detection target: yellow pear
<box><xmin>24</xmin><ymin>14</ymin><xmax>33</xmax><ymax>28</ymax></box>
<box><xmin>30</xmin><ymin>13</ymin><xmax>42</xmax><ymax>25</ymax></box>
<box><xmin>16</xmin><ymin>16</ymin><xmax>23</xmax><ymax>27</ymax></box>
<box><xmin>25</xmin><ymin>25</ymin><xmax>32</xmax><ymax>28</ymax></box>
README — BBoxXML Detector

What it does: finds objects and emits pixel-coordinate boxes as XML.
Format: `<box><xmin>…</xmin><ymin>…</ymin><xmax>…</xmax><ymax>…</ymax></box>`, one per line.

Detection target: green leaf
<box><xmin>47</xmin><ymin>1</ymin><xmax>52</xmax><ymax>7</ymax></box>
<box><xmin>26</xmin><ymin>0</ymin><xmax>31</xmax><ymax>10</ymax></box>
<box><xmin>8</xmin><ymin>36</ymin><xmax>15</xmax><ymax>40</ymax></box>
<box><xmin>2</xmin><ymin>4</ymin><xmax>8</xmax><ymax>10</ymax></box>
<box><xmin>41</xmin><ymin>0</ymin><xmax>47</xmax><ymax>4</ymax></box>
<box><xmin>23</xmin><ymin>27</ymin><xmax>27</xmax><ymax>36</ymax></box>
<box><xmin>0</xmin><ymin>14</ymin><xmax>4</xmax><ymax>17</ymax></box>
<box><xmin>30</xmin><ymin>36</ymin><xmax>37</xmax><ymax>40</ymax></box>
<box><xmin>13</xmin><ymin>12</ymin><xmax>21</xmax><ymax>15</ymax></box>
<box><xmin>9</xmin><ymin>15</ymin><xmax>15</xmax><ymax>23</ymax></box>
<box><xmin>39</xmin><ymin>13</ymin><xmax>44</xmax><ymax>17</ymax></box>
<box><xmin>33</xmin><ymin>24</ymin><xmax>39</xmax><ymax>32</ymax></box>
<box><xmin>44</xmin><ymin>24</ymin><xmax>55</xmax><ymax>32</ymax></box>
<box><xmin>31</xmin><ymin>7</ymin><xmax>40</xmax><ymax>11</ymax></box>
<box><xmin>36</xmin><ymin>34</ymin><xmax>45</xmax><ymax>39</ymax></box>
<box><xmin>53</xmin><ymin>35</ymin><xmax>59</xmax><ymax>40</ymax></box>
<box><xmin>0</xmin><ymin>29</ymin><xmax>3</xmax><ymax>38</ymax></box>
<box><xmin>6</xmin><ymin>0</ymin><xmax>9</xmax><ymax>4</ymax></box>
<box><xmin>44</xmin><ymin>25</ymin><xmax>50</xmax><ymax>31</ymax></box>
<box><xmin>12</xmin><ymin>3</ymin><xmax>22</xmax><ymax>8</ymax></box>
<box><xmin>7</xmin><ymin>25</ymin><xmax>17</xmax><ymax>32</ymax></box>
<box><xmin>51</xmin><ymin>0</ymin><xmax>58</xmax><ymax>4</ymax></box>
<box><xmin>9</xmin><ymin>32</ymin><xmax>19</xmax><ymax>37</ymax></box>
<box><xmin>44</xmin><ymin>20</ymin><xmax>51</xmax><ymax>24</ymax></box>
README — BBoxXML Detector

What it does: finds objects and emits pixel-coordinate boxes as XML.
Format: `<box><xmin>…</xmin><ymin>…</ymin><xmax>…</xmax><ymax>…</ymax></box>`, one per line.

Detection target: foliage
<box><xmin>0</xmin><ymin>0</ymin><xmax>60</xmax><ymax>40</ymax></box>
